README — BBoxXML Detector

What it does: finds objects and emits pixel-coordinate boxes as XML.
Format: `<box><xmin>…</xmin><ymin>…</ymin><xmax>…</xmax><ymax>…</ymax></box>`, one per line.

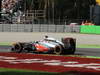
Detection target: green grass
<box><xmin>0</xmin><ymin>42</ymin><xmax>11</xmax><ymax>46</ymax></box>
<box><xmin>0</xmin><ymin>68</ymin><xmax>37</xmax><ymax>72</ymax></box>
<box><xmin>0</xmin><ymin>68</ymin><xmax>58</xmax><ymax>75</ymax></box>
<box><xmin>68</xmin><ymin>55</ymin><xmax>100</xmax><ymax>59</ymax></box>
<box><xmin>77</xmin><ymin>44</ymin><xmax>100</xmax><ymax>48</ymax></box>
<box><xmin>0</xmin><ymin>68</ymin><xmax>76</xmax><ymax>75</ymax></box>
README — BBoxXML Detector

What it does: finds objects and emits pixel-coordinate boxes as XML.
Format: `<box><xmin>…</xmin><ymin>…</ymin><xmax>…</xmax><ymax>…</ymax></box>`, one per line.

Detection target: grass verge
<box><xmin>0</xmin><ymin>68</ymin><xmax>78</xmax><ymax>75</ymax></box>
<box><xmin>0</xmin><ymin>42</ymin><xmax>11</xmax><ymax>46</ymax></box>
<box><xmin>77</xmin><ymin>44</ymin><xmax>100</xmax><ymax>48</ymax></box>
<box><xmin>0</xmin><ymin>68</ymin><xmax>58</xmax><ymax>75</ymax></box>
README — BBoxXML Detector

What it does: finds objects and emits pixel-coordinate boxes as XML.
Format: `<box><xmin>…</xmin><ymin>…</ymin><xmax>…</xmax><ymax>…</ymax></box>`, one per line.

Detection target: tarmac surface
<box><xmin>0</xmin><ymin>32</ymin><xmax>100</xmax><ymax>45</ymax></box>
<box><xmin>0</xmin><ymin>32</ymin><xmax>100</xmax><ymax>57</ymax></box>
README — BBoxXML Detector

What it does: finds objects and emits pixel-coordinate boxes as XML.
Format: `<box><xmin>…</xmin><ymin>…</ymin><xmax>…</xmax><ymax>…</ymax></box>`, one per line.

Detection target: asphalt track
<box><xmin>0</xmin><ymin>45</ymin><xmax>100</xmax><ymax>57</ymax></box>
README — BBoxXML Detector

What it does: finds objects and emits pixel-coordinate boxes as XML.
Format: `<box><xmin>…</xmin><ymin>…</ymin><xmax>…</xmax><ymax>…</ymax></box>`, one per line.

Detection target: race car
<box><xmin>11</xmin><ymin>37</ymin><xmax>76</xmax><ymax>55</ymax></box>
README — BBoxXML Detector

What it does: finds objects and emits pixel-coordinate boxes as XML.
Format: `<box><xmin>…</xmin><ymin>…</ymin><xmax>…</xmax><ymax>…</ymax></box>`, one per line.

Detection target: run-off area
<box><xmin>0</xmin><ymin>52</ymin><xmax>100</xmax><ymax>75</ymax></box>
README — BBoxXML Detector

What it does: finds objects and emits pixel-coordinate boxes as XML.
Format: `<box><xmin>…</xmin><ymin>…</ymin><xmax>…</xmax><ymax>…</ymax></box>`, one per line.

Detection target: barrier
<box><xmin>1</xmin><ymin>24</ymin><xmax>100</xmax><ymax>34</ymax></box>
<box><xmin>0</xmin><ymin>24</ymin><xmax>80</xmax><ymax>33</ymax></box>
<box><xmin>80</xmin><ymin>25</ymin><xmax>100</xmax><ymax>34</ymax></box>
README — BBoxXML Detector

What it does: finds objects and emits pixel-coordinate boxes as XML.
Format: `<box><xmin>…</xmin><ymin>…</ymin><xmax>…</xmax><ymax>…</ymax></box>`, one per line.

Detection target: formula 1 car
<box><xmin>11</xmin><ymin>37</ymin><xmax>76</xmax><ymax>55</ymax></box>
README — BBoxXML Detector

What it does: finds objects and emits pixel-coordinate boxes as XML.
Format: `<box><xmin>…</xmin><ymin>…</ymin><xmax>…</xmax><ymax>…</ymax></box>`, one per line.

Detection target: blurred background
<box><xmin>0</xmin><ymin>0</ymin><xmax>99</xmax><ymax>25</ymax></box>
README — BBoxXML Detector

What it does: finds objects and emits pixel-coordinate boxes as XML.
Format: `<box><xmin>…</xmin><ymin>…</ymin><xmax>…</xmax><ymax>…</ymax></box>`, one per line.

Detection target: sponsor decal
<box><xmin>0</xmin><ymin>52</ymin><xmax>100</xmax><ymax>73</ymax></box>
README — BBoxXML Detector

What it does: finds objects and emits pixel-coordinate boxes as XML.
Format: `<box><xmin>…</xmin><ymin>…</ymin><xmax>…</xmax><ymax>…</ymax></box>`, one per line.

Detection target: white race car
<box><xmin>11</xmin><ymin>37</ymin><xmax>76</xmax><ymax>55</ymax></box>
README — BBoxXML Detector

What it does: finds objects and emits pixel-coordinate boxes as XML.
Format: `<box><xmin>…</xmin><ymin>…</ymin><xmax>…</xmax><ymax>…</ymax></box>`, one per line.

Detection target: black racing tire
<box><xmin>69</xmin><ymin>44</ymin><xmax>76</xmax><ymax>54</ymax></box>
<box><xmin>54</xmin><ymin>45</ymin><xmax>62</xmax><ymax>55</ymax></box>
<box><xmin>12</xmin><ymin>43</ymin><xmax>23</xmax><ymax>53</ymax></box>
<box><xmin>68</xmin><ymin>38</ymin><xmax>76</xmax><ymax>54</ymax></box>
<box><xmin>62</xmin><ymin>38</ymin><xmax>76</xmax><ymax>54</ymax></box>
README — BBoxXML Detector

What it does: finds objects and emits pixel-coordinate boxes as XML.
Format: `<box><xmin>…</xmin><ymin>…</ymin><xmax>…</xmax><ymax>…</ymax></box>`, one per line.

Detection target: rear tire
<box><xmin>54</xmin><ymin>45</ymin><xmax>62</xmax><ymax>55</ymax></box>
<box><xmin>62</xmin><ymin>38</ymin><xmax>76</xmax><ymax>54</ymax></box>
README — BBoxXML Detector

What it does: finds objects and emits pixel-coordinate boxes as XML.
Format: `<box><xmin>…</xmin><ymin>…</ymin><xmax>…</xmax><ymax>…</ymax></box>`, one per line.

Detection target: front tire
<box><xmin>12</xmin><ymin>43</ymin><xmax>22</xmax><ymax>53</ymax></box>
